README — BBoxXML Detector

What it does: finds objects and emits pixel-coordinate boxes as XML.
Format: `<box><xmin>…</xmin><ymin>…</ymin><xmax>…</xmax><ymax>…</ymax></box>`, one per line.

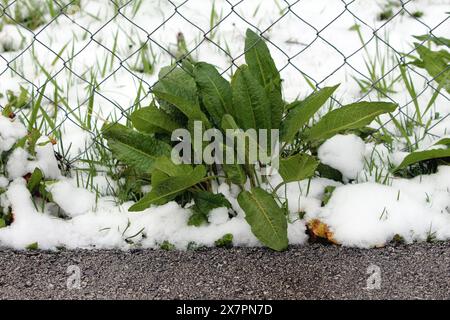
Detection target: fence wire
<box><xmin>0</xmin><ymin>0</ymin><xmax>449</xmax><ymax>169</ymax></box>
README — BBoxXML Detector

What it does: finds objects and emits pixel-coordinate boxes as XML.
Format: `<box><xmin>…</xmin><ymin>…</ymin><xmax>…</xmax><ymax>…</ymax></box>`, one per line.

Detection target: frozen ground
<box><xmin>0</xmin><ymin>0</ymin><xmax>449</xmax><ymax>250</ymax></box>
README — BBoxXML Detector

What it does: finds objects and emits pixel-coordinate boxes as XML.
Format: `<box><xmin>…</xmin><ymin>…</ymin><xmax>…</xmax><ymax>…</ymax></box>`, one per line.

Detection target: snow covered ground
<box><xmin>0</xmin><ymin>0</ymin><xmax>449</xmax><ymax>250</ymax></box>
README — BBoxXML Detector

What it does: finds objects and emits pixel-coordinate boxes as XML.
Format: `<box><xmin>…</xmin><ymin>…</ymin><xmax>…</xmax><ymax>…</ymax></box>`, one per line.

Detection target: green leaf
<box><xmin>28</xmin><ymin>83</ymin><xmax>46</xmax><ymax>132</ymax></box>
<box><xmin>413</xmin><ymin>35</ymin><xmax>450</xmax><ymax>48</ymax></box>
<box><xmin>265</xmin><ymin>81</ymin><xmax>284</xmax><ymax>129</ymax></box>
<box><xmin>279</xmin><ymin>153</ymin><xmax>319</xmax><ymax>183</ymax></box>
<box><xmin>322</xmin><ymin>186</ymin><xmax>336</xmax><ymax>206</ymax></box>
<box><xmin>244</xmin><ymin>29</ymin><xmax>280</xmax><ymax>91</ymax></box>
<box><xmin>102</xmin><ymin>123</ymin><xmax>172</xmax><ymax>173</ymax></box>
<box><xmin>26</xmin><ymin>242</ymin><xmax>38</xmax><ymax>250</ymax></box>
<box><xmin>188</xmin><ymin>191</ymin><xmax>232</xmax><ymax>227</ymax></box>
<box><xmin>150</xmin><ymin>169</ymin><xmax>169</xmax><ymax>189</ymax></box>
<box><xmin>27</xmin><ymin>129</ymin><xmax>41</xmax><ymax>156</ymax></box>
<box><xmin>131</xmin><ymin>105</ymin><xmax>181</xmax><ymax>134</ymax></box>
<box><xmin>221</xmin><ymin>113</ymin><xmax>240</xmax><ymax>131</ymax></box>
<box><xmin>0</xmin><ymin>219</ymin><xmax>6</xmax><ymax>228</ymax></box>
<box><xmin>414</xmin><ymin>43</ymin><xmax>450</xmax><ymax>93</ymax></box>
<box><xmin>222</xmin><ymin>163</ymin><xmax>247</xmax><ymax>185</ymax></box>
<box><xmin>193</xmin><ymin>62</ymin><xmax>233</xmax><ymax>127</ymax></box>
<box><xmin>39</xmin><ymin>184</ymin><xmax>53</xmax><ymax>202</ymax></box>
<box><xmin>221</xmin><ymin>113</ymin><xmax>258</xmax><ymax>160</ymax></box>
<box><xmin>219</xmin><ymin>115</ymin><xmax>248</xmax><ymax>185</ymax></box>
<box><xmin>154</xmin><ymin>67</ymin><xmax>188</xmax><ymax>124</ymax></box>
<box><xmin>193</xmin><ymin>191</ymin><xmax>232</xmax><ymax>214</ymax></box>
<box><xmin>188</xmin><ymin>209</ymin><xmax>208</xmax><ymax>226</ymax></box>
<box><xmin>181</xmin><ymin>59</ymin><xmax>195</xmax><ymax>75</ymax></box>
<box><xmin>237</xmin><ymin>187</ymin><xmax>288</xmax><ymax>251</ymax></box>
<box><xmin>434</xmin><ymin>138</ymin><xmax>450</xmax><ymax>147</ymax></box>
<box><xmin>231</xmin><ymin>65</ymin><xmax>271</xmax><ymax>130</ymax></box>
<box><xmin>306</xmin><ymin>101</ymin><xmax>397</xmax><ymax>142</ymax></box>
<box><xmin>281</xmin><ymin>85</ymin><xmax>339</xmax><ymax>143</ymax></box>
<box><xmin>26</xmin><ymin>167</ymin><xmax>43</xmax><ymax>194</ymax></box>
<box><xmin>1</xmin><ymin>104</ymin><xmax>13</xmax><ymax>117</ymax></box>
<box><xmin>152</xmin><ymin>156</ymin><xmax>193</xmax><ymax>177</ymax></box>
<box><xmin>221</xmin><ymin>113</ymin><xmax>260</xmax><ymax>180</ymax></box>
<box><xmin>153</xmin><ymin>66</ymin><xmax>210</xmax><ymax>123</ymax></box>
<box><xmin>129</xmin><ymin>165</ymin><xmax>206</xmax><ymax>211</ymax></box>
<box><xmin>244</xmin><ymin>29</ymin><xmax>283</xmax><ymax>129</ymax></box>
<box><xmin>393</xmin><ymin>148</ymin><xmax>450</xmax><ymax>172</ymax></box>
<box><xmin>317</xmin><ymin>163</ymin><xmax>343</xmax><ymax>182</ymax></box>
<box><xmin>153</xmin><ymin>89</ymin><xmax>209</xmax><ymax>124</ymax></box>
<box><xmin>160</xmin><ymin>241</ymin><xmax>175</xmax><ymax>251</ymax></box>
<box><xmin>215</xmin><ymin>233</ymin><xmax>233</xmax><ymax>248</ymax></box>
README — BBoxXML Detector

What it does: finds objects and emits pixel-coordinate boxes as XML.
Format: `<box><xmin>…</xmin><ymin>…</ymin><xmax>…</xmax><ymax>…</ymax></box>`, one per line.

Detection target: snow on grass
<box><xmin>2</xmin><ymin>164</ymin><xmax>449</xmax><ymax>250</ymax></box>
<box><xmin>0</xmin><ymin>178</ymin><xmax>308</xmax><ymax>250</ymax></box>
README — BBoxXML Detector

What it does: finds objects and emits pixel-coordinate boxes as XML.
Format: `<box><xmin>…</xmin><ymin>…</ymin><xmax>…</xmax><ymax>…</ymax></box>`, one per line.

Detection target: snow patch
<box><xmin>318</xmin><ymin>134</ymin><xmax>366</xmax><ymax>180</ymax></box>
<box><xmin>0</xmin><ymin>176</ymin><xmax>8</xmax><ymax>189</ymax></box>
<box><xmin>0</xmin><ymin>116</ymin><xmax>27</xmax><ymax>153</ymax></box>
<box><xmin>208</xmin><ymin>207</ymin><xmax>229</xmax><ymax>225</ymax></box>
<box><xmin>6</xmin><ymin>145</ymin><xmax>60</xmax><ymax>179</ymax></box>
<box><xmin>48</xmin><ymin>180</ymin><xmax>96</xmax><ymax>217</ymax></box>
<box><xmin>310</xmin><ymin>167</ymin><xmax>450</xmax><ymax>247</ymax></box>
<box><xmin>0</xmin><ymin>179</ymin><xmax>308</xmax><ymax>250</ymax></box>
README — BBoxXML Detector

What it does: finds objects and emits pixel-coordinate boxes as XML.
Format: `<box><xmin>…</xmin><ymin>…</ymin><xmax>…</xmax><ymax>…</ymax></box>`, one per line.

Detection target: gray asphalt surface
<box><xmin>0</xmin><ymin>242</ymin><xmax>449</xmax><ymax>300</ymax></box>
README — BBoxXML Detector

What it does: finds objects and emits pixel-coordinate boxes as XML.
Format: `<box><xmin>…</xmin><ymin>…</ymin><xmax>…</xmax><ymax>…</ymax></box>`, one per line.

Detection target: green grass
<box><xmin>351</xmin><ymin>25</ymin><xmax>401</xmax><ymax>99</ymax></box>
<box><xmin>5</xmin><ymin>0</ymin><xmax>45</xmax><ymax>30</ymax></box>
<box><xmin>130</xmin><ymin>42</ymin><xmax>157</xmax><ymax>75</ymax></box>
<box><xmin>209</xmin><ymin>1</ymin><xmax>223</xmax><ymax>42</ymax></box>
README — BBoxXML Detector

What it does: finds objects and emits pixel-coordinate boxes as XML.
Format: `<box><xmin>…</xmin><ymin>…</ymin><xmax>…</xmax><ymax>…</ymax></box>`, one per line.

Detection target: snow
<box><xmin>90</xmin><ymin>175</ymin><xmax>118</xmax><ymax>196</ymax></box>
<box><xmin>8</xmin><ymin>165</ymin><xmax>449</xmax><ymax>250</ymax></box>
<box><xmin>208</xmin><ymin>207</ymin><xmax>230</xmax><ymax>225</ymax></box>
<box><xmin>309</xmin><ymin>166</ymin><xmax>450</xmax><ymax>248</ymax></box>
<box><xmin>0</xmin><ymin>116</ymin><xmax>27</xmax><ymax>153</ymax></box>
<box><xmin>0</xmin><ymin>25</ymin><xmax>23</xmax><ymax>53</ymax></box>
<box><xmin>270</xmin><ymin>172</ymin><xmax>342</xmax><ymax>215</ymax></box>
<box><xmin>0</xmin><ymin>0</ymin><xmax>450</xmax><ymax>250</ymax></box>
<box><xmin>5</xmin><ymin>148</ymin><xmax>29</xmax><ymax>179</ymax></box>
<box><xmin>318</xmin><ymin>134</ymin><xmax>366</xmax><ymax>181</ymax></box>
<box><xmin>0</xmin><ymin>174</ymin><xmax>308</xmax><ymax>250</ymax></box>
<box><xmin>0</xmin><ymin>177</ymin><xmax>8</xmax><ymax>189</ymax></box>
<box><xmin>0</xmin><ymin>178</ymin><xmax>263</xmax><ymax>250</ymax></box>
<box><xmin>6</xmin><ymin>144</ymin><xmax>60</xmax><ymax>180</ymax></box>
<box><xmin>47</xmin><ymin>180</ymin><xmax>96</xmax><ymax>217</ymax></box>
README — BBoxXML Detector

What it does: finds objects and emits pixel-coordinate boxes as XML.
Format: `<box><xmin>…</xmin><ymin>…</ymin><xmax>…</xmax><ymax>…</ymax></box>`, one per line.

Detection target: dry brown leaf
<box><xmin>307</xmin><ymin>219</ymin><xmax>338</xmax><ymax>244</ymax></box>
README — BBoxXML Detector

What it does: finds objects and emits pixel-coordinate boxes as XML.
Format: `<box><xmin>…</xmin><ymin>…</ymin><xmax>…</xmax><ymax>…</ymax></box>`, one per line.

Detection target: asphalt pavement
<box><xmin>0</xmin><ymin>242</ymin><xmax>449</xmax><ymax>299</ymax></box>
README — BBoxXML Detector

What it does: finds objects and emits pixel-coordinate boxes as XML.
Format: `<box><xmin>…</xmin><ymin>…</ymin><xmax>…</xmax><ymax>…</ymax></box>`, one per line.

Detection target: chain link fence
<box><xmin>0</xmin><ymin>0</ymin><xmax>449</xmax><ymax>173</ymax></box>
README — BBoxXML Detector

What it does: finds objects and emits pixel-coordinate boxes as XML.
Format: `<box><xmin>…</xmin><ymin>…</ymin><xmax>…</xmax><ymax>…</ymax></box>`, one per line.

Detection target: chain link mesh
<box><xmin>0</xmin><ymin>0</ymin><xmax>449</xmax><ymax>170</ymax></box>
